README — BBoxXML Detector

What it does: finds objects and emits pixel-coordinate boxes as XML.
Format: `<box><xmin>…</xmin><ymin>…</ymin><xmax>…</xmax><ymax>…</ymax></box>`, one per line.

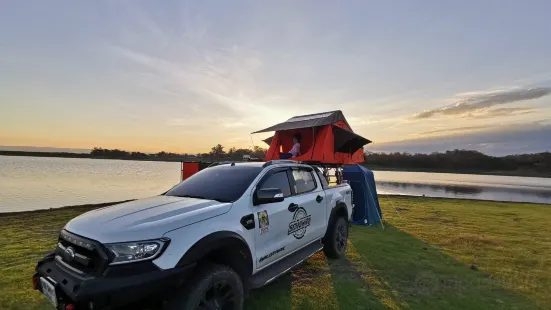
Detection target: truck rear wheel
<box><xmin>166</xmin><ymin>263</ymin><xmax>244</xmax><ymax>310</ymax></box>
<box><xmin>323</xmin><ymin>216</ymin><xmax>348</xmax><ymax>259</ymax></box>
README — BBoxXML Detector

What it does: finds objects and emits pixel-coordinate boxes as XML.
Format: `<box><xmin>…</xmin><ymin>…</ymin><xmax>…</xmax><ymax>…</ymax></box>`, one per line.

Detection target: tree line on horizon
<box><xmin>89</xmin><ymin>146</ymin><xmax>550</xmax><ymax>173</ymax></box>
<box><xmin>90</xmin><ymin>144</ymin><xmax>268</xmax><ymax>160</ymax></box>
<box><xmin>2</xmin><ymin>147</ymin><xmax>549</xmax><ymax>174</ymax></box>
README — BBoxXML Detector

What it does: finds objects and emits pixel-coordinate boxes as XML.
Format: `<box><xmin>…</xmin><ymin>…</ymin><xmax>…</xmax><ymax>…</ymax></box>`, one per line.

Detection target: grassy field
<box><xmin>1</xmin><ymin>197</ymin><xmax>549</xmax><ymax>310</ymax></box>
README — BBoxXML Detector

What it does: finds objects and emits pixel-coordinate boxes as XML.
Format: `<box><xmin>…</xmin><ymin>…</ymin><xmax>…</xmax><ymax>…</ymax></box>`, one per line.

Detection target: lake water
<box><xmin>1</xmin><ymin>156</ymin><xmax>550</xmax><ymax>212</ymax></box>
<box><xmin>374</xmin><ymin>171</ymin><xmax>551</xmax><ymax>204</ymax></box>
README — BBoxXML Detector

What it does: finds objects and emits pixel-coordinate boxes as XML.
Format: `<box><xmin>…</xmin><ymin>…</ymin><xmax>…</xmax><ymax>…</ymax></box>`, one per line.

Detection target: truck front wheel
<box><xmin>323</xmin><ymin>216</ymin><xmax>348</xmax><ymax>259</ymax></box>
<box><xmin>166</xmin><ymin>263</ymin><xmax>244</xmax><ymax>310</ymax></box>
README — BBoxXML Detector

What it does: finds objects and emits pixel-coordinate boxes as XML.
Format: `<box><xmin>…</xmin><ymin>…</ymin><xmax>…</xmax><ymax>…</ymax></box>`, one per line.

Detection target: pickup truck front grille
<box><xmin>54</xmin><ymin>230</ymin><xmax>110</xmax><ymax>276</ymax></box>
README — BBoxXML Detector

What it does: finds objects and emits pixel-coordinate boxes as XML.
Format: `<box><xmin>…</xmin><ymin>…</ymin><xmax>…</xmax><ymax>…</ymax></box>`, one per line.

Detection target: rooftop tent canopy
<box><xmin>332</xmin><ymin>125</ymin><xmax>371</xmax><ymax>153</ymax></box>
<box><xmin>253</xmin><ymin>110</ymin><xmax>372</xmax><ymax>165</ymax></box>
<box><xmin>262</xmin><ymin>136</ymin><xmax>273</xmax><ymax>146</ymax></box>
<box><xmin>253</xmin><ymin>111</ymin><xmax>352</xmax><ymax>134</ymax></box>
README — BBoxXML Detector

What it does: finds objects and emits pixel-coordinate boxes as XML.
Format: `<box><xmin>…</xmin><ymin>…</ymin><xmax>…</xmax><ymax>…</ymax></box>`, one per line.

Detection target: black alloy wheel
<box><xmin>197</xmin><ymin>280</ymin><xmax>237</xmax><ymax>310</ymax></box>
<box><xmin>336</xmin><ymin>220</ymin><xmax>347</xmax><ymax>253</ymax></box>
<box><xmin>323</xmin><ymin>216</ymin><xmax>348</xmax><ymax>259</ymax></box>
<box><xmin>164</xmin><ymin>264</ymin><xmax>244</xmax><ymax>310</ymax></box>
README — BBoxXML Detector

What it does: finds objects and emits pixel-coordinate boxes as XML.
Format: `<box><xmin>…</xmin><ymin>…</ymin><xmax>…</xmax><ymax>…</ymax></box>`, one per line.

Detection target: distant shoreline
<box><xmin>0</xmin><ymin>200</ymin><xmax>134</xmax><ymax>217</ymax></box>
<box><xmin>0</xmin><ymin>151</ymin><xmax>188</xmax><ymax>162</ymax></box>
<box><xmin>3</xmin><ymin>152</ymin><xmax>551</xmax><ymax>179</ymax></box>
<box><xmin>0</xmin><ymin>194</ymin><xmax>548</xmax><ymax>216</ymax></box>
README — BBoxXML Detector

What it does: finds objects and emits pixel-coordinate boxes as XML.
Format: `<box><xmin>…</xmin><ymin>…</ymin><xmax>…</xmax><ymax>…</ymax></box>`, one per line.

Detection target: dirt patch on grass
<box><xmin>419</xmin><ymin>216</ymin><xmax>457</xmax><ymax>225</ymax></box>
<box><xmin>417</xmin><ymin>210</ymin><xmax>458</xmax><ymax>225</ymax></box>
<box><xmin>419</xmin><ymin>212</ymin><xmax>457</xmax><ymax>225</ymax></box>
<box><xmin>500</xmin><ymin>212</ymin><xmax>518</xmax><ymax>216</ymax></box>
<box><xmin>291</xmin><ymin>264</ymin><xmax>330</xmax><ymax>286</ymax></box>
<box><xmin>443</xmin><ymin>233</ymin><xmax>501</xmax><ymax>247</ymax></box>
<box><xmin>327</xmin><ymin>257</ymin><xmax>365</xmax><ymax>283</ymax></box>
<box><xmin>400</xmin><ymin>272</ymin><xmax>469</xmax><ymax>297</ymax></box>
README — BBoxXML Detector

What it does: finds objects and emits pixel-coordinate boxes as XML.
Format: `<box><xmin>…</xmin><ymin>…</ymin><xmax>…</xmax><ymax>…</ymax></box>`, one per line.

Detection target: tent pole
<box><xmin>310</xmin><ymin>127</ymin><xmax>316</xmax><ymax>160</ymax></box>
<box><xmin>250</xmin><ymin>134</ymin><xmax>256</xmax><ymax>151</ymax></box>
<box><xmin>376</xmin><ymin>206</ymin><xmax>385</xmax><ymax>229</ymax></box>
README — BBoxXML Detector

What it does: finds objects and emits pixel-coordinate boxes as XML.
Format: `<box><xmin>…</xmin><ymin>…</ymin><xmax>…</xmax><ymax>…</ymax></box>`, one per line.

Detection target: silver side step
<box><xmin>249</xmin><ymin>241</ymin><xmax>323</xmax><ymax>289</ymax></box>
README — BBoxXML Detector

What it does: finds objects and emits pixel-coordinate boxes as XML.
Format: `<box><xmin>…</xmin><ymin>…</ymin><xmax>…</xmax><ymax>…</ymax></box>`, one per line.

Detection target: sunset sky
<box><xmin>1</xmin><ymin>1</ymin><xmax>550</xmax><ymax>155</ymax></box>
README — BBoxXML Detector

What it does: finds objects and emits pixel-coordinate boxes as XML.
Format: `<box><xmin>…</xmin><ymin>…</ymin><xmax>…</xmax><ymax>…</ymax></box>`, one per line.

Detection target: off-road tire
<box><xmin>165</xmin><ymin>263</ymin><xmax>244</xmax><ymax>310</ymax></box>
<box><xmin>323</xmin><ymin>216</ymin><xmax>348</xmax><ymax>259</ymax></box>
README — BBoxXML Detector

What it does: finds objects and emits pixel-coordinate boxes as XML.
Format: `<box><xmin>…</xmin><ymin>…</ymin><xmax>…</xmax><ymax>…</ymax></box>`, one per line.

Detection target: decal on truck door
<box><xmin>288</xmin><ymin>207</ymin><xmax>311</xmax><ymax>239</ymax></box>
<box><xmin>258</xmin><ymin>210</ymin><xmax>270</xmax><ymax>235</ymax></box>
<box><xmin>259</xmin><ymin>246</ymin><xmax>285</xmax><ymax>263</ymax></box>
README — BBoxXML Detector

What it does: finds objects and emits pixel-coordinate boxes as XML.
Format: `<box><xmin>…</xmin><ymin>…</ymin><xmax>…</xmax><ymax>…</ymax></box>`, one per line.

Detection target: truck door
<box><xmin>253</xmin><ymin>168</ymin><xmax>299</xmax><ymax>269</ymax></box>
<box><xmin>288</xmin><ymin>167</ymin><xmax>326</xmax><ymax>244</ymax></box>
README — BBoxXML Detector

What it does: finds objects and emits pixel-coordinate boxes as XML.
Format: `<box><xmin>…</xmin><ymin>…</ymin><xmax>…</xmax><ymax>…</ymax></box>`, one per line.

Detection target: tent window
<box><xmin>291</xmin><ymin>169</ymin><xmax>316</xmax><ymax>194</ymax></box>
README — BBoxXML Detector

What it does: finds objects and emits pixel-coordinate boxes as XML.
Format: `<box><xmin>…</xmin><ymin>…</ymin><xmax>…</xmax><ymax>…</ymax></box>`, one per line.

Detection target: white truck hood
<box><xmin>64</xmin><ymin>195</ymin><xmax>232</xmax><ymax>243</ymax></box>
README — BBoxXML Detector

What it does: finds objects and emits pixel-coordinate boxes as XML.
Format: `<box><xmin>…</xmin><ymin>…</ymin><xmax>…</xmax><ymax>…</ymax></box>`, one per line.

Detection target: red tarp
<box><xmin>181</xmin><ymin>162</ymin><xmax>200</xmax><ymax>180</ymax></box>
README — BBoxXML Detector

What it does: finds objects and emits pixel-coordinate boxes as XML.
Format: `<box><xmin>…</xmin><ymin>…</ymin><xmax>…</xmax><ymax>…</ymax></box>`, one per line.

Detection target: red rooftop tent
<box><xmin>253</xmin><ymin>110</ymin><xmax>371</xmax><ymax>165</ymax></box>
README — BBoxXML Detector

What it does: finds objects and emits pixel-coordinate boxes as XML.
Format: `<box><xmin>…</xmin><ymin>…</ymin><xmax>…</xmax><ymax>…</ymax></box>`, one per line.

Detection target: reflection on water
<box><xmin>0</xmin><ymin>156</ymin><xmax>550</xmax><ymax>212</ymax></box>
<box><xmin>379</xmin><ymin>181</ymin><xmax>484</xmax><ymax>195</ymax></box>
<box><xmin>374</xmin><ymin>171</ymin><xmax>551</xmax><ymax>204</ymax></box>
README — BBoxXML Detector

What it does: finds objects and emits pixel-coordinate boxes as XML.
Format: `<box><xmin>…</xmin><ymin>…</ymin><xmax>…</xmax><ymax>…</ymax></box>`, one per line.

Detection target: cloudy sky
<box><xmin>1</xmin><ymin>1</ymin><xmax>550</xmax><ymax>155</ymax></box>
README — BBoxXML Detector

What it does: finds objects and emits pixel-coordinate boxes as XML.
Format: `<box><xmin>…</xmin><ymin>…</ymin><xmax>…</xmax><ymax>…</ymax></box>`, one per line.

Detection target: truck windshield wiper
<box><xmin>171</xmin><ymin>194</ymin><xmax>232</xmax><ymax>203</ymax></box>
<box><xmin>177</xmin><ymin>195</ymin><xmax>209</xmax><ymax>200</ymax></box>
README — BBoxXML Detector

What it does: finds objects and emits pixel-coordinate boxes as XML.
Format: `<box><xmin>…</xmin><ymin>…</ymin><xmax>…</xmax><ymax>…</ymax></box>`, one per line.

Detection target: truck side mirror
<box><xmin>254</xmin><ymin>188</ymin><xmax>284</xmax><ymax>205</ymax></box>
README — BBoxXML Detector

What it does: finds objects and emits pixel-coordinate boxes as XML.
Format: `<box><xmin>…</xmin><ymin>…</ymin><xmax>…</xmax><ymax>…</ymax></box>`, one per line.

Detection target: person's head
<box><xmin>293</xmin><ymin>133</ymin><xmax>301</xmax><ymax>144</ymax></box>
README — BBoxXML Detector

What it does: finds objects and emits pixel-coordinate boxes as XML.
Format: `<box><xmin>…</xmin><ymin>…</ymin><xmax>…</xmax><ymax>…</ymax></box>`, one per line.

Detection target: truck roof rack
<box><xmin>261</xmin><ymin>160</ymin><xmax>346</xmax><ymax>169</ymax></box>
<box><xmin>262</xmin><ymin>160</ymin><xmax>301</xmax><ymax>167</ymax></box>
<box><xmin>304</xmin><ymin>162</ymin><xmax>343</xmax><ymax>169</ymax></box>
<box><xmin>207</xmin><ymin>161</ymin><xmax>237</xmax><ymax>167</ymax></box>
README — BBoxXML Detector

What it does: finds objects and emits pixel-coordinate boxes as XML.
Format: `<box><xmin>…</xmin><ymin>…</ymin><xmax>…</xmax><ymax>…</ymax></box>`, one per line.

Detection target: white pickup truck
<box><xmin>33</xmin><ymin>160</ymin><xmax>354</xmax><ymax>310</ymax></box>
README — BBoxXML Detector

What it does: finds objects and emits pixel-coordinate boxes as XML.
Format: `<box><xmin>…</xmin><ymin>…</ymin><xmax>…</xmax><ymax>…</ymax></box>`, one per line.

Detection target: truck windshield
<box><xmin>165</xmin><ymin>165</ymin><xmax>263</xmax><ymax>202</ymax></box>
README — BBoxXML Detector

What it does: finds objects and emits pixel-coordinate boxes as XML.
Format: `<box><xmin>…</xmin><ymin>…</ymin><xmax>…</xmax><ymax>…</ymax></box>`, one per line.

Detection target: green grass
<box><xmin>1</xmin><ymin>197</ymin><xmax>550</xmax><ymax>309</ymax></box>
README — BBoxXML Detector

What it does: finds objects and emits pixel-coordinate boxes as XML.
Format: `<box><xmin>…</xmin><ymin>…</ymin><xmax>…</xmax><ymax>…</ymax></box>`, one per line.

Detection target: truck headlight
<box><xmin>105</xmin><ymin>238</ymin><xmax>169</xmax><ymax>265</ymax></box>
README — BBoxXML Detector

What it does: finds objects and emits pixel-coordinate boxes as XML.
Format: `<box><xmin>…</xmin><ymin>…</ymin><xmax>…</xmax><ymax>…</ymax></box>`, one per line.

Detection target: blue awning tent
<box><xmin>343</xmin><ymin>164</ymin><xmax>383</xmax><ymax>226</ymax></box>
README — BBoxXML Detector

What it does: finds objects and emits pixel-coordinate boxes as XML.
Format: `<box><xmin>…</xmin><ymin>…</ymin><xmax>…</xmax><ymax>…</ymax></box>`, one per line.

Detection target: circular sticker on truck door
<box><xmin>288</xmin><ymin>207</ymin><xmax>311</xmax><ymax>239</ymax></box>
